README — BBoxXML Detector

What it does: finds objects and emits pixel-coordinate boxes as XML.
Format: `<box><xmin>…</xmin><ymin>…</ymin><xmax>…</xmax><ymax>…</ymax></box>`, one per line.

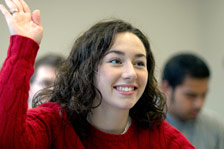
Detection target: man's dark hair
<box><xmin>162</xmin><ymin>53</ymin><xmax>210</xmax><ymax>88</ymax></box>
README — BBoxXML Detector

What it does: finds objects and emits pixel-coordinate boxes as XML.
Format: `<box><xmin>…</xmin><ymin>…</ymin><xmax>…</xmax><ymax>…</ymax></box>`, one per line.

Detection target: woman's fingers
<box><xmin>0</xmin><ymin>4</ymin><xmax>11</xmax><ymax>19</ymax></box>
<box><xmin>4</xmin><ymin>0</ymin><xmax>18</xmax><ymax>14</ymax></box>
<box><xmin>19</xmin><ymin>0</ymin><xmax>30</xmax><ymax>13</ymax></box>
<box><xmin>4</xmin><ymin>0</ymin><xmax>29</xmax><ymax>14</ymax></box>
<box><xmin>1</xmin><ymin>0</ymin><xmax>43</xmax><ymax>44</ymax></box>
<box><xmin>12</xmin><ymin>0</ymin><xmax>23</xmax><ymax>12</ymax></box>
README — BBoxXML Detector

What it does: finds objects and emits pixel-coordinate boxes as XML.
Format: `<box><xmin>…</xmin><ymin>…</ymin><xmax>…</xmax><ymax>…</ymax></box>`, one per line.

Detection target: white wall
<box><xmin>198</xmin><ymin>1</ymin><xmax>224</xmax><ymax>116</ymax></box>
<box><xmin>0</xmin><ymin>0</ymin><xmax>223</xmax><ymax>116</ymax></box>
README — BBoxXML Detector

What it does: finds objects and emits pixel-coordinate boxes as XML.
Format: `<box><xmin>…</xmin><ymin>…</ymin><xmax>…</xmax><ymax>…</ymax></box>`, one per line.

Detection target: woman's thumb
<box><xmin>32</xmin><ymin>9</ymin><xmax>42</xmax><ymax>26</ymax></box>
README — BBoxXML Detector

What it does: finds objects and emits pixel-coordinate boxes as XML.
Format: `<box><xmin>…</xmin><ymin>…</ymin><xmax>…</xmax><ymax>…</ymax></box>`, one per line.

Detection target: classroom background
<box><xmin>0</xmin><ymin>0</ymin><xmax>223</xmax><ymax>117</ymax></box>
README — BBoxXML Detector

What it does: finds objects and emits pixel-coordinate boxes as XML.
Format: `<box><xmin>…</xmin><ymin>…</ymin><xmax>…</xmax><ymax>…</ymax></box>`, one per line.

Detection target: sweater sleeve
<box><xmin>0</xmin><ymin>35</ymin><xmax>43</xmax><ymax>148</ymax></box>
<box><xmin>0</xmin><ymin>35</ymin><xmax>85</xmax><ymax>149</ymax></box>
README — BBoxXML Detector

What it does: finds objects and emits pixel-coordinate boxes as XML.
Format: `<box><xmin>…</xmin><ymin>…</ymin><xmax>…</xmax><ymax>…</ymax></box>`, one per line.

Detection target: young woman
<box><xmin>0</xmin><ymin>0</ymin><xmax>194</xmax><ymax>148</ymax></box>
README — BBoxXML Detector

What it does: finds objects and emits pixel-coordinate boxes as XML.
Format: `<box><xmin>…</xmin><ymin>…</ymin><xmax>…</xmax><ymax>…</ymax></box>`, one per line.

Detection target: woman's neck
<box><xmin>88</xmin><ymin>107</ymin><xmax>130</xmax><ymax>134</ymax></box>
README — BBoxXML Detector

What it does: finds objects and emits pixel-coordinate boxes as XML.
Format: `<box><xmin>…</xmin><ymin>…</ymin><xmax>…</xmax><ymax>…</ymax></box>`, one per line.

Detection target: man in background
<box><xmin>161</xmin><ymin>53</ymin><xmax>224</xmax><ymax>149</ymax></box>
<box><xmin>28</xmin><ymin>54</ymin><xmax>65</xmax><ymax>108</ymax></box>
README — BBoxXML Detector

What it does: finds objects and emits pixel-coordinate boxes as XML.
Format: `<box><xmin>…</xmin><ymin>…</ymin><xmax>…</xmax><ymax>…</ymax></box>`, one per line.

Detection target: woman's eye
<box><xmin>136</xmin><ymin>61</ymin><xmax>145</xmax><ymax>67</ymax></box>
<box><xmin>110</xmin><ymin>59</ymin><xmax>122</xmax><ymax>64</ymax></box>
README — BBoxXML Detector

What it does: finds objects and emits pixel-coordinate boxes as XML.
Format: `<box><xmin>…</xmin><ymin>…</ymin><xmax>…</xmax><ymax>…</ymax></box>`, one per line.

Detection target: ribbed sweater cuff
<box><xmin>8</xmin><ymin>35</ymin><xmax>39</xmax><ymax>66</ymax></box>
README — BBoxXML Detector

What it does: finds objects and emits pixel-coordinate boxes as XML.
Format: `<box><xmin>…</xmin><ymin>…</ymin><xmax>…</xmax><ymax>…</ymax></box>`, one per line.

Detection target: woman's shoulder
<box><xmin>136</xmin><ymin>120</ymin><xmax>194</xmax><ymax>148</ymax></box>
<box><xmin>26</xmin><ymin>102</ymin><xmax>84</xmax><ymax>148</ymax></box>
<box><xmin>130</xmin><ymin>120</ymin><xmax>194</xmax><ymax>148</ymax></box>
<box><xmin>27</xmin><ymin>102</ymin><xmax>69</xmax><ymax>123</ymax></box>
<box><xmin>28</xmin><ymin>102</ymin><xmax>62</xmax><ymax>113</ymax></box>
<box><xmin>158</xmin><ymin>120</ymin><xmax>195</xmax><ymax>148</ymax></box>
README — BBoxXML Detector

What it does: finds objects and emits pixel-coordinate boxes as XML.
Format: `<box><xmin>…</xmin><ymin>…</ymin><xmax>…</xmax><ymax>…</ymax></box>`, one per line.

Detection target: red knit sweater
<box><xmin>0</xmin><ymin>35</ymin><xmax>195</xmax><ymax>149</ymax></box>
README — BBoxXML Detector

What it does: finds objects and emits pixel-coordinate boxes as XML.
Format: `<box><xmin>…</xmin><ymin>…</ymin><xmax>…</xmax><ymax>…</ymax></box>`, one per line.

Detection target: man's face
<box><xmin>166</xmin><ymin>77</ymin><xmax>209</xmax><ymax>121</ymax></box>
<box><xmin>28</xmin><ymin>65</ymin><xmax>57</xmax><ymax>108</ymax></box>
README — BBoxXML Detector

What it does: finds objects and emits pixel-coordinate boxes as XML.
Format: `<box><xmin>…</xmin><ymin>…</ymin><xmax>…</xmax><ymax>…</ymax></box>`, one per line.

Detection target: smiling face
<box><xmin>94</xmin><ymin>32</ymin><xmax>148</xmax><ymax>111</ymax></box>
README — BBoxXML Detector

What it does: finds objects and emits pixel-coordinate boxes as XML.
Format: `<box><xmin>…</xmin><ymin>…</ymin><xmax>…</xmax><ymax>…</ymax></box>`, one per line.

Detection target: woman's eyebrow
<box><xmin>105</xmin><ymin>50</ymin><xmax>124</xmax><ymax>56</ymax></box>
<box><xmin>135</xmin><ymin>54</ymin><xmax>146</xmax><ymax>58</ymax></box>
<box><xmin>106</xmin><ymin>50</ymin><xmax>146</xmax><ymax>58</ymax></box>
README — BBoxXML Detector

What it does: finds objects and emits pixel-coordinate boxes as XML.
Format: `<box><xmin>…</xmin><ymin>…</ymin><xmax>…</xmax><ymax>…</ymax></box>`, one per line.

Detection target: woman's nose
<box><xmin>122</xmin><ymin>62</ymin><xmax>137</xmax><ymax>81</ymax></box>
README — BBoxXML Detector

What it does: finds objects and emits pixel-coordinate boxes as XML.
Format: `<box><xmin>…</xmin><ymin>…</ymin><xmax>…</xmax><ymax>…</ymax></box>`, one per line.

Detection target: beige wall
<box><xmin>0</xmin><ymin>0</ymin><xmax>223</xmax><ymax>116</ymax></box>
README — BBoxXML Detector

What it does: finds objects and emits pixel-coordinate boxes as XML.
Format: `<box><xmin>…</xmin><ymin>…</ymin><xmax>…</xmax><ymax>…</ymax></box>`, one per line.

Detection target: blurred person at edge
<box><xmin>161</xmin><ymin>53</ymin><xmax>224</xmax><ymax>149</ymax></box>
<box><xmin>28</xmin><ymin>54</ymin><xmax>65</xmax><ymax>108</ymax></box>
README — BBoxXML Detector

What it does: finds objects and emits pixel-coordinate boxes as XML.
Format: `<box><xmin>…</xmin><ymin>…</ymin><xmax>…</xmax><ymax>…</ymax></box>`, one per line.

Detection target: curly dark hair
<box><xmin>33</xmin><ymin>19</ymin><xmax>166</xmax><ymax>140</ymax></box>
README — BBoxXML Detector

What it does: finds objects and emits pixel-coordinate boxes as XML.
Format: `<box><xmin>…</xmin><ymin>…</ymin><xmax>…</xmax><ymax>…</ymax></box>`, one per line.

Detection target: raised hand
<box><xmin>0</xmin><ymin>0</ymin><xmax>43</xmax><ymax>44</ymax></box>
